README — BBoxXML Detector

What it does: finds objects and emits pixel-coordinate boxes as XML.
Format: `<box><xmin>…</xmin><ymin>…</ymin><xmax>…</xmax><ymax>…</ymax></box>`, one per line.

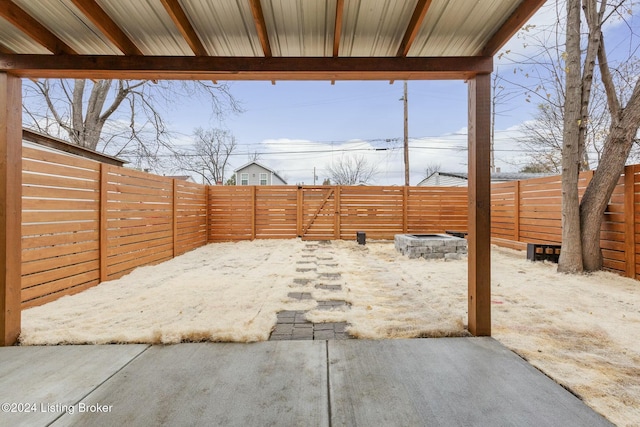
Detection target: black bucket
<box><xmin>356</xmin><ymin>231</ymin><xmax>366</xmax><ymax>245</ymax></box>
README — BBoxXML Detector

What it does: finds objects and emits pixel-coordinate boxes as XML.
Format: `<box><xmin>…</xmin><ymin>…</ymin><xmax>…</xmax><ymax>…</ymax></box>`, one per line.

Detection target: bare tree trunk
<box><xmin>581</xmin><ymin>79</ymin><xmax>640</xmax><ymax>271</ymax></box>
<box><xmin>579</xmin><ymin>0</ymin><xmax>640</xmax><ymax>271</ymax></box>
<box><xmin>72</xmin><ymin>79</ymin><xmax>112</xmax><ymax>150</ymax></box>
<box><xmin>558</xmin><ymin>0</ymin><xmax>584</xmax><ymax>273</ymax></box>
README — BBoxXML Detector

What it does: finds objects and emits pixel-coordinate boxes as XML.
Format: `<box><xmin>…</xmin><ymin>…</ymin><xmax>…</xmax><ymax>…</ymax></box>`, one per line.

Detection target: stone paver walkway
<box><xmin>270</xmin><ymin>241</ymin><xmax>353</xmax><ymax>341</ymax></box>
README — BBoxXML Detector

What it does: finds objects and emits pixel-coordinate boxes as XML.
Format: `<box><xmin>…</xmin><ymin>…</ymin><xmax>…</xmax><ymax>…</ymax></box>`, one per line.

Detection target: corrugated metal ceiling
<box><xmin>96</xmin><ymin>0</ymin><xmax>194</xmax><ymax>55</ymax></box>
<box><xmin>0</xmin><ymin>16</ymin><xmax>50</xmax><ymax>54</ymax></box>
<box><xmin>409</xmin><ymin>0</ymin><xmax>522</xmax><ymax>56</ymax></box>
<box><xmin>262</xmin><ymin>0</ymin><xmax>336</xmax><ymax>57</ymax></box>
<box><xmin>13</xmin><ymin>0</ymin><xmax>120</xmax><ymax>55</ymax></box>
<box><xmin>340</xmin><ymin>0</ymin><xmax>418</xmax><ymax>57</ymax></box>
<box><xmin>0</xmin><ymin>0</ymin><xmax>546</xmax><ymax>80</ymax></box>
<box><xmin>179</xmin><ymin>0</ymin><xmax>262</xmax><ymax>56</ymax></box>
<box><xmin>0</xmin><ymin>0</ymin><xmax>533</xmax><ymax>57</ymax></box>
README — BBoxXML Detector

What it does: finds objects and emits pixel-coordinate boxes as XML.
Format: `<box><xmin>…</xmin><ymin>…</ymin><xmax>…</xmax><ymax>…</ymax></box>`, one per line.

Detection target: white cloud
<box><xmin>227</xmin><ymin>124</ymin><xmax>530</xmax><ymax>186</ymax></box>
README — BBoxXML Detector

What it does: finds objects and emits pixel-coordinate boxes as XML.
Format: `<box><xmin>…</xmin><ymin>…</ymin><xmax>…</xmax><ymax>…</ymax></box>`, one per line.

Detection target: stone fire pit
<box><xmin>394</xmin><ymin>234</ymin><xmax>467</xmax><ymax>260</ymax></box>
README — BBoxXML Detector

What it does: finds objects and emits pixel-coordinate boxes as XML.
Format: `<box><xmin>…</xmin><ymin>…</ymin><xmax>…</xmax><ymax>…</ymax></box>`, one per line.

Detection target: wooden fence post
<box><xmin>251</xmin><ymin>186</ymin><xmax>256</xmax><ymax>240</ymax></box>
<box><xmin>99</xmin><ymin>164</ymin><xmax>109</xmax><ymax>283</ymax></box>
<box><xmin>296</xmin><ymin>186</ymin><xmax>303</xmax><ymax>237</ymax></box>
<box><xmin>335</xmin><ymin>186</ymin><xmax>341</xmax><ymax>239</ymax></box>
<box><xmin>172</xmin><ymin>179</ymin><xmax>178</xmax><ymax>257</ymax></box>
<box><xmin>205</xmin><ymin>185</ymin><xmax>210</xmax><ymax>243</ymax></box>
<box><xmin>514</xmin><ymin>180</ymin><xmax>520</xmax><ymax>242</ymax></box>
<box><xmin>585</xmin><ymin>169</ymin><xmax>595</xmax><ymax>185</ymax></box>
<box><xmin>624</xmin><ymin>165</ymin><xmax>636</xmax><ymax>279</ymax></box>
<box><xmin>403</xmin><ymin>186</ymin><xmax>409</xmax><ymax>233</ymax></box>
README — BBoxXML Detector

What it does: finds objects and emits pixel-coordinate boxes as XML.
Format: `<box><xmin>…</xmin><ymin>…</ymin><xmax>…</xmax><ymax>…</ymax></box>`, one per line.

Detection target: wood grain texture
<box><xmin>468</xmin><ymin>74</ymin><xmax>492</xmax><ymax>337</ymax></box>
<box><xmin>0</xmin><ymin>73</ymin><xmax>21</xmax><ymax>345</ymax></box>
<box><xmin>1</xmin><ymin>55</ymin><xmax>493</xmax><ymax>81</ymax></box>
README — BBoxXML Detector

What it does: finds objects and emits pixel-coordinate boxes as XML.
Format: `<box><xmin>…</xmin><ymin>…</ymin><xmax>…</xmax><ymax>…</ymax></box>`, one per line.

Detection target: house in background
<box><xmin>234</xmin><ymin>161</ymin><xmax>287</xmax><ymax>186</ymax></box>
<box><xmin>164</xmin><ymin>175</ymin><xmax>195</xmax><ymax>183</ymax></box>
<box><xmin>418</xmin><ymin>171</ymin><xmax>551</xmax><ymax>187</ymax></box>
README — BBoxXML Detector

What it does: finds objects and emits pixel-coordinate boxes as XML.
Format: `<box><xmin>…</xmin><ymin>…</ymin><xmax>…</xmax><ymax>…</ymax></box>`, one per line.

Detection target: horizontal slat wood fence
<box><xmin>21</xmin><ymin>148</ymin><xmax>207</xmax><ymax>308</ymax></box>
<box><xmin>491</xmin><ymin>172</ymin><xmax>593</xmax><ymax>246</ymax></box>
<box><xmin>491</xmin><ymin>166</ymin><xmax>638</xmax><ymax>279</ymax></box>
<box><xmin>20</xmin><ymin>145</ymin><xmax>640</xmax><ymax>308</ymax></box>
<box><xmin>208</xmin><ymin>185</ymin><xmax>469</xmax><ymax>241</ymax></box>
<box><xmin>22</xmin><ymin>147</ymin><xmax>101</xmax><ymax>308</ymax></box>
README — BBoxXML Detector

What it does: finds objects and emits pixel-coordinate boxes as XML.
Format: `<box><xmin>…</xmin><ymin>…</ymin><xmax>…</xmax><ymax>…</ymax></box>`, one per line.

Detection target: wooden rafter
<box><xmin>396</xmin><ymin>0</ymin><xmax>432</xmax><ymax>57</ymax></box>
<box><xmin>70</xmin><ymin>0</ymin><xmax>142</xmax><ymax>56</ymax></box>
<box><xmin>0</xmin><ymin>54</ymin><xmax>493</xmax><ymax>81</ymax></box>
<box><xmin>249</xmin><ymin>0</ymin><xmax>272</xmax><ymax>57</ymax></box>
<box><xmin>333</xmin><ymin>0</ymin><xmax>344</xmax><ymax>57</ymax></box>
<box><xmin>482</xmin><ymin>0</ymin><xmax>547</xmax><ymax>56</ymax></box>
<box><xmin>0</xmin><ymin>1</ymin><xmax>76</xmax><ymax>55</ymax></box>
<box><xmin>160</xmin><ymin>0</ymin><xmax>208</xmax><ymax>57</ymax></box>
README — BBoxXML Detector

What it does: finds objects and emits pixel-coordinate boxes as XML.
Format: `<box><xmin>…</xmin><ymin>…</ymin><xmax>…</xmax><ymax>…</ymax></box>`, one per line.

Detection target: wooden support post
<box><xmin>624</xmin><ymin>165</ymin><xmax>637</xmax><ymax>279</ymax></box>
<box><xmin>172</xmin><ymin>179</ymin><xmax>178</xmax><ymax>257</ymax></box>
<box><xmin>467</xmin><ymin>73</ymin><xmax>491</xmax><ymax>337</ymax></box>
<box><xmin>99</xmin><ymin>164</ymin><xmax>109</xmax><ymax>283</ymax></box>
<box><xmin>514</xmin><ymin>180</ymin><xmax>520</xmax><ymax>242</ymax></box>
<box><xmin>0</xmin><ymin>73</ymin><xmax>21</xmax><ymax>346</ymax></box>
<box><xmin>334</xmin><ymin>186</ymin><xmax>341</xmax><ymax>239</ymax></box>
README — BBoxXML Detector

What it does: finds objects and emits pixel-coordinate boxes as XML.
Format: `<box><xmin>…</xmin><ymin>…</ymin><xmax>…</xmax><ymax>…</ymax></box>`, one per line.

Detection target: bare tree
<box><xmin>516</xmin><ymin>58</ymin><xmax>637</xmax><ymax>174</ymax></box>
<box><xmin>559</xmin><ymin>0</ymin><xmax>586</xmax><ymax>272</ymax></box>
<box><xmin>172</xmin><ymin>128</ymin><xmax>237</xmax><ymax>185</ymax></box>
<box><xmin>560</xmin><ymin>0</ymin><xmax>640</xmax><ymax>272</ymax></box>
<box><xmin>501</xmin><ymin>0</ymin><xmax>640</xmax><ymax>273</ymax></box>
<box><xmin>578</xmin><ymin>0</ymin><xmax>640</xmax><ymax>272</ymax></box>
<box><xmin>500</xmin><ymin>1</ymin><xmax>640</xmax><ymax>175</ymax></box>
<box><xmin>423</xmin><ymin>162</ymin><xmax>442</xmax><ymax>179</ymax></box>
<box><xmin>326</xmin><ymin>155</ymin><xmax>378</xmax><ymax>185</ymax></box>
<box><xmin>491</xmin><ymin>68</ymin><xmax>524</xmax><ymax>172</ymax></box>
<box><xmin>22</xmin><ymin>79</ymin><xmax>241</xmax><ymax>169</ymax></box>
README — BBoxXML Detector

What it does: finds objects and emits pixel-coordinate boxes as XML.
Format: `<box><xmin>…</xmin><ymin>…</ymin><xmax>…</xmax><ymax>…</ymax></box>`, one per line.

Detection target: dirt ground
<box><xmin>21</xmin><ymin>239</ymin><xmax>640</xmax><ymax>426</ymax></box>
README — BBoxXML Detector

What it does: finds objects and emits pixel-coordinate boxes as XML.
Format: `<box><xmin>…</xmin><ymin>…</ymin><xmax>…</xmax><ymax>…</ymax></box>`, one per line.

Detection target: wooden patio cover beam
<box><xmin>160</xmin><ymin>0</ymin><xmax>209</xmax><ymax>57</ymax></box>
<box><xmin>396</xmin><ymin>0</ymin><xmax>432</xmax><ymax>57</ymax></box>
<box><xmin>0</xmin><ymin>1</ymin><xmax>76</xmax><ymax>55</ymax></box>
<box><xmin>249</xmin><ymin>0</ymin><xmax>272</xmax><ymax>58</ymax></box>
<box><xmin>482</xmin><ymin>0</ymin><xmax>547</xmax><ymax>56</ymax></box>
<box><xmin>0</xmin><ymin>55</ymin><xmax>493</xmax><ymax>80</ymax></box>
<box><xmin>70</xmin><ymin>0</ymin><xmax>143</xmax><ymax>56</ymax></box>
<box><xmin>333</xmin><ymin>0</ymin><xmax>344</xmax><ymax>57</ymax></box>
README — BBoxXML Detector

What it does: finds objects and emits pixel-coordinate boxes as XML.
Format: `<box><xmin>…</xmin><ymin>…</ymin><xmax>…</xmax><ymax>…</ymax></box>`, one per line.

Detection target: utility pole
<box><xmin>403</xmin><ymin>81</ymin><xmax>409</xmax><ymax>186</ymax></box>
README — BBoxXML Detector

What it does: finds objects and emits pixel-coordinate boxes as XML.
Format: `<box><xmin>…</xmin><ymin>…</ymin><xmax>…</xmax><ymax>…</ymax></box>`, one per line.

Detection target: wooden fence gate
<box><xmin>299</xmin><ymin>187</ymin><xmax>337</xmax><ymax>240</ymax></box>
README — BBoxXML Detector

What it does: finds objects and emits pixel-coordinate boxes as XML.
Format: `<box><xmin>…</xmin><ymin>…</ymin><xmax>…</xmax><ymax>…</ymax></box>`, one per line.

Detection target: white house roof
<box><xmin>0</xmin><ymin>0</ymin><xmax>546</xmax><ymax>81</ymax></box>
<box><xmin>418</xmin><ymin>171</ymin><xmax>553</xmax><ymax>186</ymax></box>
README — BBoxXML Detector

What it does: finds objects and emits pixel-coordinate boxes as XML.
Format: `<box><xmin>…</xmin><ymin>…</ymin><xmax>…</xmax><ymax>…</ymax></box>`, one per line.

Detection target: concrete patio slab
<box><xmin>0</xmin><ymin>338</ymin><xmax>614</xmax><ymax>426</ymax></box>
<box><xmin>54</xmin><ymin>341</ymin><xmax>328</xmax><ymax>426</ymax></box>
<box><xmin>0</xmin><ymin>345</ymin><xmax>149</xmax><ymax>427</ymax></box>
<box><xmin>328</xmin><ymin>338</ymin><xmax>613</xmax><ymax>426</ymax></box>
